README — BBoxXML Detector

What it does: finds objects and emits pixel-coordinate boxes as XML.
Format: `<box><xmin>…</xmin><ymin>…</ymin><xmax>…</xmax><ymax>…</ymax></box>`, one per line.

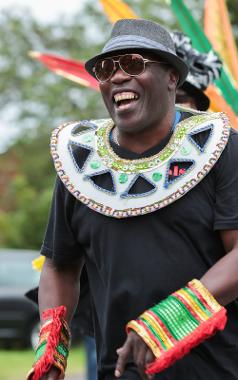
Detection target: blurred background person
<box><xmin>172</xmin><ymin>31</ymin><xmax>222</xmax><ymax>111</ymax></box>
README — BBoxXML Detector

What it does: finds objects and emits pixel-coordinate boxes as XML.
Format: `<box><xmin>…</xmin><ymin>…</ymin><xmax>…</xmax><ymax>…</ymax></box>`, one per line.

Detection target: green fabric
<box><xmin>169</xmin><ymin>0</ymin><xmax>238</xmax><ymax>115</ymax></box>
<box><xmin>140</xmin><ymin>285</ymin><xmax>212</xmax><ymax>343</ymax></box>
<box><xmin>57</xmin><ymin>343</ymin><xmax>69</xmax><ymax>358</ymax></box>
<box><xmin>34</xmin><ymin>341</ymin><xmax>46</xmax><ymax>362</ymax></box>
<box><xmin>152</xmin><ymin>299</ymin><xmax>193</xmax><ymax>340</ymax></box>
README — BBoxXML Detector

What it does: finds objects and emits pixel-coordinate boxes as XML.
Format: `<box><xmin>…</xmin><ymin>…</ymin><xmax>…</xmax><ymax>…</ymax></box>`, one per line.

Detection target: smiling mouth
<box><xmin>113</xmin><ymin>91</ymin><xmax>139</xmax><ymax>109</ymax></box>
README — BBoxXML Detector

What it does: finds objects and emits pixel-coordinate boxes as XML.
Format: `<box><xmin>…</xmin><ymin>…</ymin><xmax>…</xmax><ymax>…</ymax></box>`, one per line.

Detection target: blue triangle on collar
<box><xmin>71</xmin><ymin>120</ymin><xmax>96</xmax><ymax>136</ymax></box>
<box><xmin>68</xmin><ymin>140</ymin><xmax>93</xmax><ymax>172</ymax></box>
<box><xmin>121</xmin><ymin>174</ymin><xmax>156</xmax><ymax>199</ymax></box>
<box><xmin>164</xmin><ymin>159</ymin><xmax>195</xmax><ymax>188</ymax></box>
<box><xmin>84</xmin><ymin>170</ymin><xmax>116</xmax><ymax>195</ymax></box>
<box><xmin>188</xmin><ymin>123</ymin><xmax>214</xmax><ymax>153</ymax></box>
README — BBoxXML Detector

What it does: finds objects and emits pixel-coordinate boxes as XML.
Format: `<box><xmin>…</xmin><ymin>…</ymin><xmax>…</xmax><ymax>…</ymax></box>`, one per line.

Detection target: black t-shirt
<box><xmin>41</xmin><ymin>118</ymin><xmax>238</xmax><ymax>380</ymax></box>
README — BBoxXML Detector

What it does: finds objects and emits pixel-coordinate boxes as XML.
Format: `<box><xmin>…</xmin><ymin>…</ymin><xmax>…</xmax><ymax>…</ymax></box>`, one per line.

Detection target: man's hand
<box><xmin>40</xmin><ymin>366</ymin><xmax>61</xmax><ymax>380</ymax></box>
<box><xmin>115</xmin><ymin>331</ymin><xmax>155</xmax><ymax>380</ymax></box>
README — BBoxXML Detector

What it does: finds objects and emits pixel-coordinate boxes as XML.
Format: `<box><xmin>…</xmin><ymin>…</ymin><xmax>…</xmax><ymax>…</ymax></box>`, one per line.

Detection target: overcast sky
<box><xmin>0</xmin><ymin>0</ymin><xmax>86</xmax><ymax>22</ymax></box>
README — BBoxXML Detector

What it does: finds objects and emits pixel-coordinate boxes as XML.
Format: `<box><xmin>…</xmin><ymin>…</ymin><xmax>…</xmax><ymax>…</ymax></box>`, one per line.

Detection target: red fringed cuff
<box><xmin>26</xmin><ymin>305</ymin><xmax>71</xmax><ymax>380</ymax></box>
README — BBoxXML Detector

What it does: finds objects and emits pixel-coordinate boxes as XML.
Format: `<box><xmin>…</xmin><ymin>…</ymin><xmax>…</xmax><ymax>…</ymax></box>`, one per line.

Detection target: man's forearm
<box><xmin>27</xmin><ymin>256</ymin><xmax>84</xmax><ymax>380</ymax></box>
<box><xmin>200</xmin><ymin>247</ymin><xmax>238</xmax><ymax>306</ymax></box>
<box><xmin>39</xmin><ymin>256</ymin><xmax>84</xmax><ymax>323</ymax></box>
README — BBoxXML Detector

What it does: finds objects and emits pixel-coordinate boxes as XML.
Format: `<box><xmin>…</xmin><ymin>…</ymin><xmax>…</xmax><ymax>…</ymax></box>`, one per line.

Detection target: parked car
<box><xmin>0</xmin><ymin>248</ymin><xmax>40</xmax><ymax>349</ymax></box>
<box><xmin>0</xmin><ymin>248</ymin><xmax>83</xmax><ymax>349</ymax></box>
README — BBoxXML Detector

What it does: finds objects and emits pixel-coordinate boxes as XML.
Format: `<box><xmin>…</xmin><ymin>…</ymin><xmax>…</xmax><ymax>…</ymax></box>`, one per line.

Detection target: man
<box><xmin>27</xmin><ymin>19</ymin><xmax>238</xmax><ymax>380</ymax></box>
<box><xmin>171</xmin><ymin>31</ymin><xmax>222</xmax><ymax>111</ymax></box>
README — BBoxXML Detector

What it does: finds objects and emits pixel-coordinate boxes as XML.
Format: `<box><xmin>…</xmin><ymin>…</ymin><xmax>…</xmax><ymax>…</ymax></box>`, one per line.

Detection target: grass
<box><xmin>0</xmin><ymin>344</ymin><xmax>86</xmax><ymax>380</ymax></box>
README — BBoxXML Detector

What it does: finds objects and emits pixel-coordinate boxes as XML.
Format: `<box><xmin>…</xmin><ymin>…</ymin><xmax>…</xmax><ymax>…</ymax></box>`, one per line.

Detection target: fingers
<box><xmin>133</xmin><ymin>344</ymin><xmax>147</xmax><ymax>380</ymax></box>
<box><xmin>115</xmin><ymin>338</ymin><xmax>132</xmax><ymax>377</ymax></box>
<box><xmin>115</xmin><ymin>331</ymin><xmax>155</xmax><ymax>379</ymax></box>
<box><xmin>145</xmin><ymin>349</ymin><xmax>155</xmax><ymax>366</ymax></box>
<box><xmin>144</xmin><ymin>349</ymin><xmax>155</xmax><ymax>380</ymax></box>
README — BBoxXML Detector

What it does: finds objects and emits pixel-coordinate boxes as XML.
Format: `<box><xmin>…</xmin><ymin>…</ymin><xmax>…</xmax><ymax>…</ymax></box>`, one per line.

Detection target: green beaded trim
<box><xmin>95</xmin><ymin>113</ymin><xmax>221</xmax><ymax>174</ymax></box>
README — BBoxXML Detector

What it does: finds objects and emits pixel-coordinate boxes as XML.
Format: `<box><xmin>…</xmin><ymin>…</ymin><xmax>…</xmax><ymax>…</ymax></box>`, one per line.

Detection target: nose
<box><xmin>110</xmin><ymin>63</ymin><xmax>131</xmax><ymax>84</ymax></box>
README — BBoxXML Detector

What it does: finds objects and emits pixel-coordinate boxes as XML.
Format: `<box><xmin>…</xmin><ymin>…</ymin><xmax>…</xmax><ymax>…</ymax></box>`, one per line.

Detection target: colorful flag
<box><xmin>169</xmin><ymin>0</ymin><xmax>238</xmax><ymax>115</ymax></box>
<box><xmin>99</xmin><ymin>0</ymin><xmax>138</xmax><ymax>23</ymax></box>
<box><xmin>29</xmin><ymin>51</ymin><xmax>99</xmax><ymax>91</ymax></box>
<box><xmin>205</xmin><ymin>85</ymin><xmax>238</xmax><ymax>127</ymax></box>
<box><xmin>204</xmin><ymin>0</ymin><xmax>238</xmax><ymax>88</ymax></box>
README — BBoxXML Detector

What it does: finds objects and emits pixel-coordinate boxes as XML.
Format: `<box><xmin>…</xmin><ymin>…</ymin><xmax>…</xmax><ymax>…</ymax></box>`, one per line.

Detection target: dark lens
<box><xmin>120</xmin><ymin>54</ymin><xmax>145</xmax><ymax>76</ymax></box>
<box><xmin>94</xmin><ymin>58</ymin><xmax>114</xmax><ymax>82</ymax></box>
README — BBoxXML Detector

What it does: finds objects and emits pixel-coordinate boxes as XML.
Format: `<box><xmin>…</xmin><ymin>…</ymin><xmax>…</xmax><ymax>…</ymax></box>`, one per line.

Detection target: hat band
<box><xmin>102</xmin><ymin>35</ymin><xmax>176</xmax><ymax>57</ymax></box>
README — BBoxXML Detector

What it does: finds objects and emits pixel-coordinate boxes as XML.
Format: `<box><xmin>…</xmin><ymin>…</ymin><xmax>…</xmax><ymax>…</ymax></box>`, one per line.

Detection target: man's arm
<box><xmin>39</xmin><ymin>256</ymin><xmax>84</xmax><ymax>321</ymax></box>
<box><xmin>37</xmin><ymin>256</ymin><xmax>84</xmax><ymax>380</ymax></box>
<box><xmin>201</xmin><ymin>229</ymin><xmax>238</xmax><ymax>305</ymax></box>
<box><xmin>115</xmin><ymin>230</ymin><xmax>238</xmax><ymax>378</ymax></box>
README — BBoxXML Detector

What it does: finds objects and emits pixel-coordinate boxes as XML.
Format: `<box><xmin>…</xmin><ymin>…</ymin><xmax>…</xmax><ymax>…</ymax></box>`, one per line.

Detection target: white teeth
<box><xmin>114</xmin><ymin>92</ymin><xmax>138</xmax><ymax>103</ymax></box>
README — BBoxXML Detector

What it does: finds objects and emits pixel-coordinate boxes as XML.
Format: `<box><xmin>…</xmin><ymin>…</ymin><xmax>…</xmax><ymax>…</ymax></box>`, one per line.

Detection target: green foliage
<box><xmin>0</xmin><ymin>174</ymin><xmax>53</xmax><ymax>248</ymax></box>
<box><xmin>0</xmin><ymin>346</ymin><xmax>85</xmax><ymax>380</ymax></box>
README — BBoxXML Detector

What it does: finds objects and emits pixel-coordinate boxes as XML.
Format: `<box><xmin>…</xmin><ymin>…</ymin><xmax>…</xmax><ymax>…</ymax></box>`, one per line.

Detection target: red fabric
<box><xmin>146</xmin><ymin>308</ymin><xmax>227</xmax><ymax>374</ymax></box>
<box><xmin>32</xmin><ymin>305</ymin><xmax>67</xmax><ymax>380</ymax></box>
<box><xmin>32</xmin><ymin>52</ymin><xmax>99</xmax><ymax>91</ymax></box>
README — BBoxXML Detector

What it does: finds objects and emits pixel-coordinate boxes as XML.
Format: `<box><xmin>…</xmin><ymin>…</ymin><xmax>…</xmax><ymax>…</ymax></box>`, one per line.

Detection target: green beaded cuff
<box><xmin>127</xmin><ymin>279</ymin><xmax>227</xmax><ymax>374</ymax></box>
<box><xmin>26</xmin><ymin>306</ymin><xmax>71</xmax><ymax>380</ymax></box>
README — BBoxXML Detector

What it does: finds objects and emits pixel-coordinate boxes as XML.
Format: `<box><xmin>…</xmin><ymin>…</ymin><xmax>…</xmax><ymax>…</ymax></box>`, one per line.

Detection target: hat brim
<box><xmin>181</xmin><ymin>82</ymin><xmax>210</xmax><ymax>111</ymax></box>
<box><xmin>85</xmin><ymin>47</ymin><xmax>188</xmax><ymax>87</ymax></box>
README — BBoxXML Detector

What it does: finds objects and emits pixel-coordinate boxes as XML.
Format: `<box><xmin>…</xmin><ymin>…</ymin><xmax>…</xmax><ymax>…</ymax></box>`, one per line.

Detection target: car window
<box><xmin>0</xmin><ymin>258</ymin><xmax>40</xmax><ymax>287</ymax></box>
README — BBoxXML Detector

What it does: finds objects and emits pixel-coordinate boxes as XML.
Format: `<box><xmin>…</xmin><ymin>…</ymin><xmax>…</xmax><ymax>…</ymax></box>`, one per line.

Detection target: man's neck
<box><xmin>116</xmin><ymin>111</ymin><xmax>176</xmax><ymax>154</ymax></box>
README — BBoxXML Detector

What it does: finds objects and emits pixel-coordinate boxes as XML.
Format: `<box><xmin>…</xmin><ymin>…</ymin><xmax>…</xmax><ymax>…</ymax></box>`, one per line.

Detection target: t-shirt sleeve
<box><xmin>214</xmin><ymin>129</ymin><xmax>238</xmax><ymax>230</ymax></box>
<box><xmin>41</xmin><ymin>176</ymin><xmax>84</xmax><ymax>263</ymax></box>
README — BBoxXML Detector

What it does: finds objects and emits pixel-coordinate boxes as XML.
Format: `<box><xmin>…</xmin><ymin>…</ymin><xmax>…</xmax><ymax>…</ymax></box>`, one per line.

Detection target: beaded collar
<box><xmin>51</xmin><ymin>107</ymin><xmax>230</xmax><ymax>218</ymax></box>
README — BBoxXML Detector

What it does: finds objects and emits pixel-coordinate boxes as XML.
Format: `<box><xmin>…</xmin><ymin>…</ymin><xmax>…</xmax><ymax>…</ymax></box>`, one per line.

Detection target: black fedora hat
<box><xmin>85</xmin><ymin>18</ymin><xmax>188</xmax><ymax>87</ymax></box>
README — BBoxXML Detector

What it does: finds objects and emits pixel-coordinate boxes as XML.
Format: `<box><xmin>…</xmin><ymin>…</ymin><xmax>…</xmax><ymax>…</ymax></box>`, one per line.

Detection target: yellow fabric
<box><xmin>206</xmin><ymin>85</ymin><xmax>238</xmax><ymax>129</ymax></box>
<box><xmin>204</xmin><ymin>0</ymin><xmax>238</xmax><ymax>88</ymax></box>
<box><xmin>32</xmin><ymin>255</ymin><xmax>45</xmax><ymax>272</ymax></box>
<box><xmin>99</xmin><ymin>0</ymin><xmax>138</xmax><ymax>23</ymax></box>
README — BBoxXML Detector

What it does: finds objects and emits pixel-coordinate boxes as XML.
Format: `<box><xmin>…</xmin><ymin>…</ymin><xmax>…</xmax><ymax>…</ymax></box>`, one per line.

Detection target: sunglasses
<box><xmin>93</xmin><ymin>53</ymin><xmax>169</xmax><ymax>83</ymax></box>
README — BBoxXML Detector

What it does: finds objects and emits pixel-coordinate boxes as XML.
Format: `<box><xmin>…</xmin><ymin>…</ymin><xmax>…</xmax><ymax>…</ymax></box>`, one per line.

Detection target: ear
<box><xmin>168</xmin><ymin>68</ymin><xmax>179</xmax><ymax>90</ymax></box>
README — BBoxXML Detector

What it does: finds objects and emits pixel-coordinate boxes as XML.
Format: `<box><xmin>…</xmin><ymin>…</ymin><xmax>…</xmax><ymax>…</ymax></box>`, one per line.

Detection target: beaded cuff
<box><xmin>126</xmin><ymin>279</ymin><xmax>227</xmax><ymax>374</ymax></box>
<box><xmin>26</xmin><ymin>306</ymin><xmax>71</xmax><ymax>380</ymax></box>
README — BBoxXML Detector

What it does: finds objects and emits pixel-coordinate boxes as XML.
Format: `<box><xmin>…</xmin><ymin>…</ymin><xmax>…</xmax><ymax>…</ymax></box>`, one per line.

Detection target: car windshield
<box><xmin>0</xmin><ymin>256</ymin><xmax>40</xmax><ymax>287</ymax></box>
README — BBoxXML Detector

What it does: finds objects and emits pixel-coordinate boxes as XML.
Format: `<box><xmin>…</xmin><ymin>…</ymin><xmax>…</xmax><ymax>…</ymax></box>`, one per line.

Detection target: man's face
<box><xmin>98</xmin><ymin>51</ymin><xmax>178</xmax><ymax>134</ymax></box>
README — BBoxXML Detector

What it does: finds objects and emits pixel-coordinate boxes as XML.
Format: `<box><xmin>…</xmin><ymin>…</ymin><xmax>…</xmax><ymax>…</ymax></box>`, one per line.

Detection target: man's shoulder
<box><xmin>176</xmin><ymin>105</ymin><xmax>229</xmax><ymax>123</ymax></box>
<box><xmin>230</xmin><ymin>128</ymin><xmax>238</xmax><ymax>138</ymax></box>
